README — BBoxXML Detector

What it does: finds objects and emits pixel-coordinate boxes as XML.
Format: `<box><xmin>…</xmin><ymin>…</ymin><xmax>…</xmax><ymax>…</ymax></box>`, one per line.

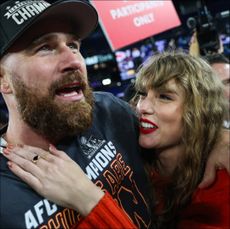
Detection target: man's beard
<box><xmin>12</xmin><ymin>72</ymin><xmax>94</xmax><ymax>142</ymax></box>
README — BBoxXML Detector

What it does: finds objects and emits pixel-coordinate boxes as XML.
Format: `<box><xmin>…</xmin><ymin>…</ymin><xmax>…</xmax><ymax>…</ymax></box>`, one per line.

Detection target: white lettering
<box><xmin>110</xmin><ymin>9</ymin><xmax>118</xmax><ymax>20</ymax></box>
<box><xmin>89</xmin><ymin>162</ymin><xmax>100</xmax><ymax>175</ymax></box>
<box><xmin>24</xmin><ymin>199</ymin><xmax>58</xmax><ymax>228</ymax></box>
<box><xmin>25</xmin><ymin>5</ymin><xmax>40</xmax><ymax>16</ymax></box>
<box><xmin>86</xmin><ymin>165</ymin><xmax>97</xmax><ymax>180</ymax></box>
<box><xmin>133</xmin><ymin>13</ymin><xmax>154</xmax><ymax>27</ymax></box>
<box><xmin>33</xmin><ymin>2</ymin><xmax>50</xmax><ymax>13</ymax></box>
<box><xmin>85</xmin><ymin>142</ymin><xmax>118</xmax><ymax>180</ymax></box>
<box><xmin>12</xmin><ymin>13</ymin><xmax>24</xmax><ymax>24</ymax></box>
<box><xmin>25</xmin><ymin>210</ymin><xmax>38</xmax><ymax>229</ymax></box>
<box><xmin>44</xmin><ymin>199</ymin><xmax>58</xmax><ymax>216</ymax></box>
<box><xmin>5</xmin><ymin>2</ymin><xmax>50</xmax><ymax>24</ymax></box>
<box><xmin>110</xmin><ymin>2</ymin><xmax>162</xmax><ymax>20</ymax></box>
<box><xmin>17</xmin><ymin>7</ymin><xmax>32</xmax><ymax>20</ymax></box>
<box><xmin>108</xmin><ymin>141</ymin><xmax>116</xmax><ymax>153</ymax></box>
<box><xmin>34</xmin><ymin>201</ymin><xmax>44</xmax><ymax>224</ymax></box>
<box><xmin>92</xmin><ymin>158</ymin><xmax>103</xmax><ymax>171</ymax></box>
<box><xmin>100</xmin><ymin>146</ymin><xmax>115</xmax><ymax>160</ymax></box>
<box><xmin>95</xmin><ymin>152</ymin><xmax>109</xmax><ymax>167</ymax></box>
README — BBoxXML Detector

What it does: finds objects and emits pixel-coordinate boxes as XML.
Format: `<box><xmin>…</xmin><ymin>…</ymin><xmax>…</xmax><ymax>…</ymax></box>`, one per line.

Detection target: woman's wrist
<box><xmin>71</xmin><ymin>180</ymin><xmax>105</xmax><ymax>216</ymax></box>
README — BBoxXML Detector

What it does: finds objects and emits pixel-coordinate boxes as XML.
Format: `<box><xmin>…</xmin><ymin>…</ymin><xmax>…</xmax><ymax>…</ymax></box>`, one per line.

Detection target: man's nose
<box><xmin>58</xmin><ymin>46</ymin><xmax>82</xmax><ymax>73</ymax></box>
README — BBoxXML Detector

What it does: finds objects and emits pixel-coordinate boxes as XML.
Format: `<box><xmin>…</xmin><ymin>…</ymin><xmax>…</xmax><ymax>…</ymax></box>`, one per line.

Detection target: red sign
<box><xmin>91</xmin><ymin>0</ymin><xmax>181</xmax><ymax>50</ymax></box>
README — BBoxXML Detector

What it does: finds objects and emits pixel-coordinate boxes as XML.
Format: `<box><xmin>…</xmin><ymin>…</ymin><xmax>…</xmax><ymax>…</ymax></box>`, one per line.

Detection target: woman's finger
<box><xmin>7</xmin><ymin>161</ymin><xmax>43</xmax><ymax>193</ymax></box>
<box><xmin>10</xmin><ymin>144</ymin><xmax>52</xmax><ymax>162</ymax></box>
<box><xmin>48</xmin><ymin>144</ymin><xmax>71</xmax><ymax>160</ymax></box>
<box><xmin>3</xmin><ymin>148</ymin><xmax>44</xmax><ymax>178</ymax></box>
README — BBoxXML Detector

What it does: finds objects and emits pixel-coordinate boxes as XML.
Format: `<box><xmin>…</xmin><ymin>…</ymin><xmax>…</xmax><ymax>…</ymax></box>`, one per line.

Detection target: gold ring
<box><xmin>32</xmin><ymin>155</ymin><xmax>40</xmax><ymax>164</ymax></box>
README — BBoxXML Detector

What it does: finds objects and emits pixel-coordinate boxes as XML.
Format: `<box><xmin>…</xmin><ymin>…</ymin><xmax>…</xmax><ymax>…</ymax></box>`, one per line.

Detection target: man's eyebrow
<box><xmin>29</xmin><ymin>34</ymin><xmax>80</xmax><ymax>48</ymax></box>
<box><xmin>28</xmin><ymin>34</ymin><xmax>58</xmax><ymax>48</ymax></box>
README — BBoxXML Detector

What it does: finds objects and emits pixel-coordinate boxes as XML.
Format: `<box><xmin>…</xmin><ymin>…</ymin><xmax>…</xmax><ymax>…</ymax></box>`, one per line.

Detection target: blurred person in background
<box><xmin>205</xmin><ymin>53</ymin><xmax>230</xmax><ymax>129</ymax></box>
<box><xmin>189</xmin><ymin>31</ymin><xmax>230</xmax><ymax>130</ymax></box>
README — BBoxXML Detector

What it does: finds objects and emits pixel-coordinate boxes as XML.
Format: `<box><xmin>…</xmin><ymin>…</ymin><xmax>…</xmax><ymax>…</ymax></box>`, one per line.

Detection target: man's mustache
<box><xmin>49</xmin><ymin>70</ymin><xmax>87</xmax><ymax>96</ymax></box>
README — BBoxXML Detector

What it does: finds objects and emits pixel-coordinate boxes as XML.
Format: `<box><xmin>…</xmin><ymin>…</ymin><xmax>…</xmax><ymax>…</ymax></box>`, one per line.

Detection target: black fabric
<box><xmin>0</xmin><ymin>0</ymin><xmax>98</xmax><ymax>57</ymax></box>
<box><xmin>0</xmin><ymin>92</ymin><xmax>152</xmax><ymax>229</ymax></box>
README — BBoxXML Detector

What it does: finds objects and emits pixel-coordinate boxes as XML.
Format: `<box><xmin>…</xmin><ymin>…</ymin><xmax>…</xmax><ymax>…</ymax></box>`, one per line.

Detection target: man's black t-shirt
<box><xmin>0</xmin><ymin>92</ymin><xmax>152</xmax><ymax>229</ymax></box>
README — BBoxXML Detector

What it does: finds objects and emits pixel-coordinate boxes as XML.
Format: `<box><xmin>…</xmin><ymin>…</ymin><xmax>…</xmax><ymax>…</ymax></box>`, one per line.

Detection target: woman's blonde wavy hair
<box><xmin>135</xmin><ymin>51</ymin><xmax>227</xmax><ymax>228</ymax></box>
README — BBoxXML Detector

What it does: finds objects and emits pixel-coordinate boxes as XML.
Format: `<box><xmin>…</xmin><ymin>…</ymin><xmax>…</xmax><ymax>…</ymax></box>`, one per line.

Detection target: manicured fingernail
<box><xmin>3</xmin><ymin>148</ymin><xmax>10</xmax><ymax>155</ymax></box>
<box><xmin>49</xmin><ymin>144</ymin><xmax>56</xmax><ymax>151</ymax></box>
<box><xmin>7</xmin><ymin>144</ymin><xmax>15</xmax><ymax>150</ymax></box>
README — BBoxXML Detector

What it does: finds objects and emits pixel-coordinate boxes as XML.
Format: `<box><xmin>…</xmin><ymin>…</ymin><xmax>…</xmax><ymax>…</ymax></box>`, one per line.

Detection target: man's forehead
<box><xmin>212</xmin><ymin>63</ymin><xmax>230</xmax><ymax>80</ymax></box>
<box><xmin>212</xmin><ymin>63</ymin><xmax>230</xmax><ymax>72</ymax></box>
<box><xmin>7</xmin><ymin>19</ymin><xmax>79</xmax><ymax>53</ymax></box>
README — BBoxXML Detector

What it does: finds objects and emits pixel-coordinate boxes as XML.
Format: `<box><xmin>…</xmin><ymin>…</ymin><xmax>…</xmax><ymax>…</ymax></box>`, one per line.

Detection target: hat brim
<box><xmin>3</xmin><ymin>0</ymin><xmax>98</xmax><ymax>55</ymax></box>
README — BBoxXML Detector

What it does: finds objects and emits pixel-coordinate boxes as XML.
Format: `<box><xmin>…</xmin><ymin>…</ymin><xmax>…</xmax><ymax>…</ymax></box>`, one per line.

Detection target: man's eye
<box><xmin>68</xmin><ymin>42</ymin><xmax>80</xmax><ymax>51</ymax></box>
<box><xmin>36</xmin><ymin>45</ymin><xmax>52</xmax><ymax>52</ymax></box>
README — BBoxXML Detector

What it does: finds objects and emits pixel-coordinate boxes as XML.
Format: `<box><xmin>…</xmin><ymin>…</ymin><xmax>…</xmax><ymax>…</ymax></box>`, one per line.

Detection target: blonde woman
<box><xmin>135</xmin><ymin>51</ymin><xmax>229</xmax><ymax>228</ymax></box>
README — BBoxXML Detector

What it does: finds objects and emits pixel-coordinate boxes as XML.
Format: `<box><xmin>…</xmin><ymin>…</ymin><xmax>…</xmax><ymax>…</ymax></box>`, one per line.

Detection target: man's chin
<box><xmin>13</xmin><ymin>76</ymin><xmax>94</xmax><ymax>141</ymax></box>
<box><xmin>29</xmin><ymin>102</ymin><xmax>93</xmax><ymax>142</ymax></box>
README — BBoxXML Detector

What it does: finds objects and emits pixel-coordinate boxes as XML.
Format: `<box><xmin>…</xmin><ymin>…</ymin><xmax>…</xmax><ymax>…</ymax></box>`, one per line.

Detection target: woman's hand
<box><xmin>3</xmin><ymin>144</ymin><xmax>104</xmax><ymax>216</ymax></box>
<box><xmin>199</xmin><ymin>129</ymin><xmax>230</xmax><ymax>188</ymax></box>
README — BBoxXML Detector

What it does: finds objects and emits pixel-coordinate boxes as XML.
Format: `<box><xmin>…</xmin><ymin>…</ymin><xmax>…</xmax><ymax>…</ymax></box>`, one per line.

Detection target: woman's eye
<box><xmin>135</xmin><ymin>91</ymin><xmax>147</xmax><ymax>100</ymax></box>
<box><xmin>137</xmin><ymin>91</ymin><xmax>147</xmax><ymax>96</ymax></box>
<box><xmin>159</xmin><ymin>94</ymin><xmax>172</xmax><ymax>100</ymax></box>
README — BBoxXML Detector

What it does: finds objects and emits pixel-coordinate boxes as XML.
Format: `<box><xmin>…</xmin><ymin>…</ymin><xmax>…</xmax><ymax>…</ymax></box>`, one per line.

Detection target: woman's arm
<box><xmin>77</xmin><ymin>192</ymin><xmax>137</xmax><ymax>229</ymax></box>
<box><xmin>2</xmin><ymin>144</ymin><xmax>137</xmax><ymax>228</ymax></box>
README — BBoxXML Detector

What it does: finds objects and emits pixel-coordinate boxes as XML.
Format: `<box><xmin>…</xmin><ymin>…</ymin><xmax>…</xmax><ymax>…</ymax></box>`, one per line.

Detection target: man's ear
<box><xmin>0</xmin><ymin>80</ymin><xmax>12</xmax><ymax>94</ymax></box>
<box><xmin>0</xmin><ymin>67</ymin><xmax>13</xmax><ymax>94</ymax></box>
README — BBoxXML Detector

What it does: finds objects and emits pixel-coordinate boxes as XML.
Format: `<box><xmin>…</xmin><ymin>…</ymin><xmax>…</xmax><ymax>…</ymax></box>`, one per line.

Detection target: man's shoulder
<box><xmin>93</xmin><ymin>91</ymin><xmax>133</xmax><ymax>113</ymax></box>
<box><xmin>93</xmin><ymin>91</ymin><xmax>125</xmax><ymax>103</ymax></box>
<box><xmin>92</xmin><ymin>91</ymin><xmax>138</xmax><ymax>128</ymax></box>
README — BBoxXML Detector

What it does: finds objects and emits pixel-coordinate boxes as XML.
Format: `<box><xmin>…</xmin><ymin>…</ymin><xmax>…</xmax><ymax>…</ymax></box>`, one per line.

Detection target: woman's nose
<box><xmin>137</xmin><ymin>97</ymin><xmax>155</xmax><ymax>115</ymax></box>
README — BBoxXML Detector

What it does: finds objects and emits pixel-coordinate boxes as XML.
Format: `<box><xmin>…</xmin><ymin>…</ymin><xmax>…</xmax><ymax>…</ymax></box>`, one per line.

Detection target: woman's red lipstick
<box><xmin>139</xmin><ymin>118</ymin><xmax>158</xmax><ymax>134</ymax></box>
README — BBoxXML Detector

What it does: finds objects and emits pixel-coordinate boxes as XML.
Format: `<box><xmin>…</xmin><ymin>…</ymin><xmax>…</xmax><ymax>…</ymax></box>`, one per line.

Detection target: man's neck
<box><xmin>5</xmin><ymin>119</ymin><xmax>50</xmax><ymax>150</ymax></box>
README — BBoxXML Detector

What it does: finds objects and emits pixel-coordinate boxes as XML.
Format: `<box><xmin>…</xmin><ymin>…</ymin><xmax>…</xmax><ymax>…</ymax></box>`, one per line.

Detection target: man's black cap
<box><xmin>0</xmin><ymin>0</ymin><xmax>98</xmax><ymax>57</ymax></box>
